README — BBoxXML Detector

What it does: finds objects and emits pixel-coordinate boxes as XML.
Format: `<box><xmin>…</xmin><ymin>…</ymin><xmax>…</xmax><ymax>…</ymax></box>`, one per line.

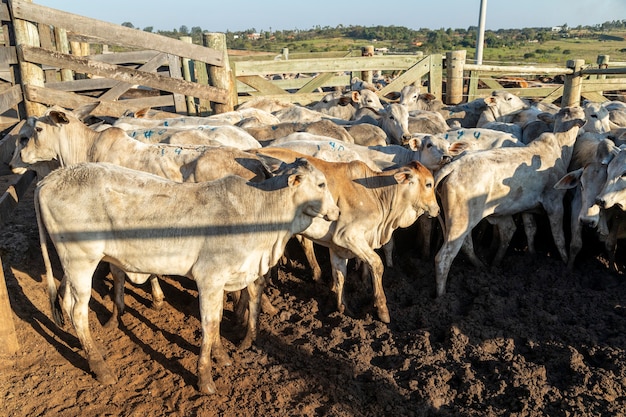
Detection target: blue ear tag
<box><xmin>474</xmin><ymin>131</ymin><xmax>481</xmax><ymax>139</ymax></box>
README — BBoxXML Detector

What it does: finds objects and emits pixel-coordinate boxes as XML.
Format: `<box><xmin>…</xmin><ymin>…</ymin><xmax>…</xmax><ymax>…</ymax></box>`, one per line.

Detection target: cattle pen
<box><xmin>0</xmin><ymin>0</ymin><xmax>625</xmax><ymax>358</ymax></box>
<box><xmin>0</xmin><ymin>1</ymin><xmax>626</xmax><ymax>413</ymax></box>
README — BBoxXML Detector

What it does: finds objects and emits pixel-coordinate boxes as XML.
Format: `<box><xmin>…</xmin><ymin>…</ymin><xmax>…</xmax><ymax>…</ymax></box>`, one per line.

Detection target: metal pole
<box><xmin>476</xmin><ymin>0</ymin><xmax>487</xmax><ymax>65</ymax></box>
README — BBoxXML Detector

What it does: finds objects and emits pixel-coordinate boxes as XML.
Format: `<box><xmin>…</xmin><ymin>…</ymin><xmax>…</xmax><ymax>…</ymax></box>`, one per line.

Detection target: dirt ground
<box><xmin>0</xmin><ymin>175</ymin><xmax>625</xmax><ymax>417</ymax></box>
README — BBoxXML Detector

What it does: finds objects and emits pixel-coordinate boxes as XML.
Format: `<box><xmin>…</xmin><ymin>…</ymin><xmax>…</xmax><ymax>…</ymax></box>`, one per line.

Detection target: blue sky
<box><xmin>36</xmin><ymin>1</ymin><xmax>626</xmax><ymax>33</ymax></box>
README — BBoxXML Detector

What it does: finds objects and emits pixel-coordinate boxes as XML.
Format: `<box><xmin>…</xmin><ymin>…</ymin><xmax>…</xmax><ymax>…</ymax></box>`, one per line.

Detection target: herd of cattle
<box><xmin>7</xmin><ymin>82</ymin><xmax>626</xmax><ymax>394</ymax></box>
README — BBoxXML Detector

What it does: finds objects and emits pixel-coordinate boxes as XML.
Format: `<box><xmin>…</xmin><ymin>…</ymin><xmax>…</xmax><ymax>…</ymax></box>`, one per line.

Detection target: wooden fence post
<box><xmin>203</xmin><ymin>32</ymin><xmax>234</xmax><ymax>113</ymax></box>
<box><xmin>595</xmin><ymin>55</ymin><xmax>609</xmax><ymax>97</ymax></box>
<box><xmin>179</xmin><ymin>36</ymin><xmax>197</xmax><ymax>115</ymax></box>
<box><xmin>445</xmin><ymin>50</ymin><xmax>466</xmax><ymax>105</ymax></box>
<box><xmin>562</xmin><ymin>59</ymin><xmax>585</xmax><ymax>107</ymax></box>
<box><xmin>361</xmin><ymin>45</ymin><xmax>374</xmax><ymax>84</ymax></box>
<box><xmin>0</xmin><ymin>256</ymin><xmax>19</xmax><ymax>355</ymax></box>
<box><xmin>53</xmin><ymin>28</ymin><xmax>73</xmax><ymax>81</ymax></box>
<box><xmin>11</xmin><ymin>0</ymin><xmax>46</xmax><ymax>117</ymax></box>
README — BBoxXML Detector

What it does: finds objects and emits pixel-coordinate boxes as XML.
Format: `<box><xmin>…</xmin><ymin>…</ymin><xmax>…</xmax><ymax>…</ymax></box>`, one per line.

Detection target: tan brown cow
<box><xmin>35</xmin><ymin>160</ymin><xmax>339</xmax><ymax>395</ymax></box>
<box><xmin>251</xmin><ymin>147</ymin><xmax>439</xmax><ymax>323</ymax></box>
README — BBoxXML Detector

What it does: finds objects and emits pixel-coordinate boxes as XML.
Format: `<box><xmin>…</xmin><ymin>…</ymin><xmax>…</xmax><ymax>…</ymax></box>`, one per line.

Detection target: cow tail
<box><xmin>34</xmin><ymin>187</ymin><xmax>64</xmax><ymax>326</ymax></box>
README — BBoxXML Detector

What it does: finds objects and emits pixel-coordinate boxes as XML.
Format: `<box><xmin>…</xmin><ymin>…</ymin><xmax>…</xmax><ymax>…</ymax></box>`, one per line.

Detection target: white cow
<box><xmin>309</xmin><ymin>89</ymin><xmax>385</xmax><ymax>120</ymax></box>
<box><xmin>35</xmin><ymin>160</ymin><xmax>339</xmax><ymax>395</ymax></box>
<box><xmin>268</xmin><ymin>138</ymin><xmax>460</xmax><ymax>173</ymax></box>
<box><xmin>434</xmin><ymin>106</ymin><xmax>586</xmax><ymax>296</ymax></box>
<box><xmin>125</xmin><ymin>125</ymin><xmax>262</xmax><ymax>149</ymax></box>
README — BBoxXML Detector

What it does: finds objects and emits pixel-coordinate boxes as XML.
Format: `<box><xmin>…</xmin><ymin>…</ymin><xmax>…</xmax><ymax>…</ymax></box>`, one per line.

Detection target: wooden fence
<box><xmin>231</xmin><ymin>48</ymin><xmax>626</xmax><ymax>108</ymax></box>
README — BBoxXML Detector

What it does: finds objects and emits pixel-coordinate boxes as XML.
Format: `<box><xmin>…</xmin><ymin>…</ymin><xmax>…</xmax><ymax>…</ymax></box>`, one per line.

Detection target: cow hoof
<box><xmin>238</xmin><ymin>337</ymin><xmax>254</xmax><ymax>352</ymax></box>
<box><xmin>91</xmin><ymin>362</ymin><xmax>116</xmax><ymax>385</ymax></box>
<box><xmin>198</xmin><ymin>379</ymin><xmax>217</xmax><ymax>395</ymax></box>
<box><xmin>152</xmin><ymin>299</ymin><xmax>165</xmax><ymax>310</ymax></box>
<box><xmin>103</xmin><ymin>316</ymin><xmax>119</xmax><ymax>329</ymax></box>
<box><xmin>376</xmin><ymin>305</ymin><xmax>390</xmax><ymax>323</ymax></box>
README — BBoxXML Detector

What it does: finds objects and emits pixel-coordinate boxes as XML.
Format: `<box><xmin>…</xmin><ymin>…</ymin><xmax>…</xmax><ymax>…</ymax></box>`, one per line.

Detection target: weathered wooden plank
<box><xmin>0</xmin><ymin>84</ymin><xmax>22</xmax><ymax>114</ymax></box>
<box><xmin>377</xmin><ymin>54</ymin><xmax>433</xmax><ymax>97</ymax></box>
<box><xmin>582</xmin><ymin>67</ymin><xmax>626</xmax><ymax>75</ymax></box>
<box><xmin>0</xmin><ymin>47</ymin><xmax>17</xmax><ymax>65</ymax></box>
<box><xmin>237</xmin><ymin>92</ymin><xmax>328</xmax><ymax>106</ymax></box>
<box><xmin>236</xmin><ymin>74</ymin><xmax>351</xmax><ymax>93</ymax></box>
<box><xmin>237</xmin><ymin>75</ymin><xmax>289</xmax><ymax>95</ymax></box>
<box><xmin>234</xmin><ymin>55</ymin><xmax>422</xmax><ymax>76</ymax></box>
<box><xmin>581</xmin><ymin>91</ymin><xmax>609</xmax><ymax>102</ymax></box>
<box><xmin>98</xmin><ymin>52</ymin><xmax>169</xmax><ymax>102</ymax></box>
<box><xmin>167</xmin><ymin>54</ymin><xmax>187</xmax><ymax>114</ymax></box>
<box><xmin>46</xmin><ymin>77</ymin><xmax>120</xmax><ymax>92</ymax></box>
<box><xmin>19</xmin><ymin>45</ymin><xmax>228</xmax><ymax>103</ymax></box>
<box><xmin>24</xmin><ymin>84</ymin><xmax>175</xmax><ymax>116</ymax></box>
<box><xmin>481</xmin><ymin>77</ymin><xmax>504</xmax><ymax>90</ymax></box>
<box><xmin>87</xmin><ymin>50</ymin><xmax>161</xmax><ymax>65</ymax></box>
<box><xmin>10</xmin><ymin>0</ymin><xmax>224</xmax><ymax>66</ymax></box>
<box><xmin>463</xmin><ymin>63</ymin><xmax>572</xmax><ymax>75</ymax></box>
<box><xmin>540</xmin><ymin>86</ymin><xmax>565</xmax><ymax>103</ymax></box>
<box><xmin>469</xmin><ymin>86</ymin><xmax>562</xmax><ymax>98</ymax></box>
<box><xmin>297</xmin><ymin>72</ymin><xmax>335</xmax><ymax>95</ymax></box>
<box><xmin>0</xmin><ymin>2</ymin><xmax>9</xmax><ymax>21</ymax></box>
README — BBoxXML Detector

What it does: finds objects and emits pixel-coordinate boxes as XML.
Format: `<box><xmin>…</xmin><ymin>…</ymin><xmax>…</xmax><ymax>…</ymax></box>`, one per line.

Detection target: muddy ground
<box><xmin>0</xmin><ymin>175</ymin><xmax>625</xmax><ymax>417</ymax></box>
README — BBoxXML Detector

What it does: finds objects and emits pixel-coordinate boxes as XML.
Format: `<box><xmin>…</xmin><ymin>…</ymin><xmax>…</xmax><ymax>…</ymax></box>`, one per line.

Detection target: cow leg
<box><xmin>545</xmin><ymin>203</ymin><xmax>568</xmax><ymax>264</ymax></box>
<box><xmin>105</xmin><ymin>264</ymin><xmax>126</xmax><ymax>329</ymax></box>
<box><xmin>329</xmin><ymin>250</ymin><xmax>350</xmax><ymax>315</ymax></box>
<box><xmin>382</xmin><ymin>238</ymin><xmax>394</xmax><ymax>268</ymax></box>
<box><xmin>65</xmin><ymin>266</ymin><xmax>116</xmax><ymax>386</ymax></box>
<box><xmin>460</xmin><ymin>233</ymin><xmax>485</xmax><ymax>268</ymax></box>
<box><xmin>335</xmin><ymin>242</ymin><xmax>389</xmax><ymax>323</ymax></box>
<box><xmin>297</xmin><ymin>236</ymin><xmax>323</xmax><ymax>282</ymax></box>
<box><xmin>490</xmin><ymin>215</ymin><xmax>517</xmax><ymax>267</ymax></box>
<box><xmin>435</xmin><ymin>234</ymin><xmax>467</xmax><ymax>297</ymax></box>
<box><xmin>362</xmin><ymin>249</ymin><xmax>389</xmax><ymax>323</ymax></box>
<box><xmin>521</xmin><ymin>213</ymin><xmax>538</xmax><ymax>256</ymax></box>
<box><xmin>415</xmin><ymin>216</ymin><xmax>433</xmax><ymax>259</ymax></box>
<box><xmin>604</xmin><ymin>214</ymin><xmax>620</xmax><ymax>272</ymax></box>
<box><xmin>238</xmin><ymin>275</ymin><xmax>267</xmax><ymax>351</ymax></box>
<box><xmin>194</xmin><ymin>281</ymin><xmax>227</xmax><ymax>395</ymax></box>
<box><xmin>568</xmin><ymin>192</ymin><xmax>583</xmax><ymax>271</ymax></box>
<box><xmin>149</xmin><ymin>275</ymin><xmax>165</xmax><ymax>310</ymax></box>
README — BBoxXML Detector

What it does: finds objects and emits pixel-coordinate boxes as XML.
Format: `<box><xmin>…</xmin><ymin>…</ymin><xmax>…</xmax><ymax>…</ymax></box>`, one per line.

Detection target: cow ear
<box><xmin>134</xmin><ymin>108</ymin><xmax>151</xmax><ymax>118</ymax></box>
<box><xmin>48</xmin><ymin>110</ymin><xmax>70</xmax><ymax>125</ymax></box>
<box><xmin>420</xmin><ymin>93</ymin><xmax>436</xmax><ymax>101</ymax></box>
<box><xmin>255</xmin><ymin>153</ymin><xmax>287</xmax><ymax>175</ymax></box>
<box><xmin>351</xmin><ymin>90</ymin><xmax>361</xmax><ymax>103</ymax></box>
<box><xmin>448</xmin><ymin>141</ymin><xmax>468</xmax><ymax>156</ymax></box>
<box><xmin>406</xmin><ymin>137</ymin><xmax>420</xmax><ymax>151</ymax></box>
<box><xmin>338</xmin><ymin>96</ymin><xmax>352</xmax><ymax>106</ymax></box>
<box><xmin>596</xmin><ymin>139</ymin><xmax>618</xmax><ymax>164</ymax></box>
<box><xmin>384</xmin><ymin>91</ymin><xmax>401</xmax><ymax>101</ymax></box>
<box><xmin>554</xmin><ymin>169</ymin><xmax>582</xmax><ymax>190</ymax></box>
<box><xmin>72</xmin><ymin>102</ymin><xmax>100</xmax><ymax>122</ymax></box>
<box><xmin>288</xmin><ymin>173</ymin><xmax>303</xmax><ymax>187</ymax></box>
<box><xmin>394</xmin><ymin>169</ymin><xmax>415</xmax><ymax>185</ymax></box>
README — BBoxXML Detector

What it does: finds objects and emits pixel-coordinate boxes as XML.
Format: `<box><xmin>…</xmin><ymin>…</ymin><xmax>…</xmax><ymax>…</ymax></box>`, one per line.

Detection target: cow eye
<box><xmin>590</xmin><ymin>114</ymin><xmax>598</xmax><ymax>119</ymax></box>
<box><xmin>35</xmin><ymin>126</ymin><xmax>42</xmax><ymax>132</ymax></box>
<box><xmin>426</xmin><ymin>143</ymin><xmax>433</xmax><ymax>148</ymax></box>
<box><xmin>426</xmin><ymin>181</ymin><xmax>433</xmax><ymax>189</ymax></box>
<box><xmin>318</xmin><ymin>182</ymin><xmax>326</xmax><ymax>189</ymax></box>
